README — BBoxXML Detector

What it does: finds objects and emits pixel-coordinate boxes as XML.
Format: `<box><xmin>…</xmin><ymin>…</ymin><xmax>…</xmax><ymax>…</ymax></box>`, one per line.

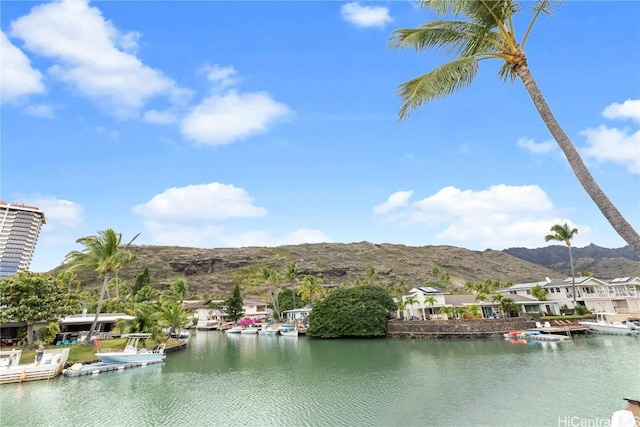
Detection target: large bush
<box><xmin>306</xmin><ymin>285</ymin><xmax>396</xmax><ymax>338</ymax></box>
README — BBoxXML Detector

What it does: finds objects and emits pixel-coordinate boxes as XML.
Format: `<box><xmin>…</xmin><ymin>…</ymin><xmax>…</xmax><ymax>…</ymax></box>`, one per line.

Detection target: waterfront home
<box><xmin>401</xmin><ymin>286</ymin><xmax>447</xmax><ymax>320</ymax></box>
<box><xmin>283</xmin><ymin>306</ymin><xmax>312</xmax><ymax>323</ymax></box>
<box><xmin>243</xmin><ymin>300</ymin><xmax>271</xmax><ymax>320</ymax></box>
<box><xmin>502</xmin><ymin>276</ymin><xmax>640</xmax><ymax>316</ymax></box>
<box><xmin>183</xmin><ymin>300</ymin><xmax>228</xmax><ymax>329</ymax></box>
<box><xmin>59</xmin><ymin>312</ymin><xmax>135</xmax><ymax>341</ymax></box>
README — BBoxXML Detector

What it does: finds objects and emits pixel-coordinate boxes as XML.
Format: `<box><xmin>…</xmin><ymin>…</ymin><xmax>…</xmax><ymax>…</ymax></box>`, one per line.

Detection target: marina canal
<box><xmin>1</xmin><ymin>332</ymin><xmax>638</xmax><ymax>426</ymax></box>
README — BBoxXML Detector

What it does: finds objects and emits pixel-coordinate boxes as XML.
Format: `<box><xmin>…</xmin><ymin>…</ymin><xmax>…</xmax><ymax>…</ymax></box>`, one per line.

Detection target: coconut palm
<box><xmin>439</xmin><ymin>305</ymin><xmax>453</xmax><ymax>319</ymax></box>
<box><xmin>404</xmin><ymin>295</ymin><xmax>418</xmax><ymax>320</ymax></box>
<box><xmin>390</xmin><ymin>0</ymin><xmax>639</xmax><ymax>254</ymax></box>
<box><xmin>297</xmin><ymin>275</ymin><xmax>324</xmax><ymax>305</ymax></box>
<box><xmin>261</xmin><ymin>267</ymin><xmax>281</xmax><ymax>319</ymax></box>
<box><xmin>396</xmin><ymin>298</ymin><xmax>407</xmax><ymax>320</ymax></box>
<box><xmin>160</xmin><ymin>302</ymin><xmax>190</xmax><ymax>341</ymax></box>
<box><xmin>545</xmin><ymin>223</ymin><xmax>579</xmax><ymax>307</ymax></box>
<box><xmin>424</xmin><ymin>295</ymin><xmax>437</xmax><ymax>319</ymax></box>
<box><xmin>64</xmin><ymin>228</ymin><xmax>139</xmax><ymax>344</ymax></box>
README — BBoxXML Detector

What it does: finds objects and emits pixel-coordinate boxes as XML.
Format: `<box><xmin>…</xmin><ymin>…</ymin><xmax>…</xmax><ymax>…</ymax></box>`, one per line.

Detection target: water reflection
<box><xmin>0</xmin><ymin>333</ymin><xmax>638</xmax><ymax>427</ymax></box>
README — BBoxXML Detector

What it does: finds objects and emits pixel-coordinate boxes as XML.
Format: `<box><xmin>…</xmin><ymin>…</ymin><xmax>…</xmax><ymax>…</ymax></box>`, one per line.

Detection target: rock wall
<box><xmin>387</xmin><ymin>318</ymin><xmax>536</xmax><ymax>339</ymax></box>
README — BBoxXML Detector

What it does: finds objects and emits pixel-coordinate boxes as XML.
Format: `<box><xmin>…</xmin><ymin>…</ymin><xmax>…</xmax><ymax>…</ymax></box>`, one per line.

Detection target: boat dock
<box><xmin>62</xmin><ymin>360</ymin><xmax>163</xmax><ymax>378</ymax></box>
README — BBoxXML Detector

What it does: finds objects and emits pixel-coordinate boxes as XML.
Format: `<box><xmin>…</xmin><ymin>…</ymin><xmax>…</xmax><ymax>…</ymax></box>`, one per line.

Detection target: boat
<box><xmin>579</xmin><ymin>313</ymin><xmax>638</xmax><ymax>336</ymax></box>
<box><xmin>258</xmin><ymin>324</ymin><xmax>279</xmax><ymax>336</ymax></box>
<box><xmin>279</xmin><ymin>324</ymin><xmax>299</xmax><ymax>337</ymax></box>
<box><xmin>95</xmin><ymin>333</ymin><xmax>166</xmax><ymax>364</ymax></box>
<box><xmin>625</xmin><ymin>320</ymin><xmax>640</xmax><ymax>331</ymax></box>
<box><xmin>240</xmin><ymin>326</ymin><xmax>259</xmax><ymax>335</ymax></box>
<box><xmin>0</xmin><ymin>348</ymin><xmax>70</xmax><ymax>384</ymax></box>
<box><xmin>225</xmin><ymin>325</ymin><xmax>243</xmax><ymax>334</ymax></box>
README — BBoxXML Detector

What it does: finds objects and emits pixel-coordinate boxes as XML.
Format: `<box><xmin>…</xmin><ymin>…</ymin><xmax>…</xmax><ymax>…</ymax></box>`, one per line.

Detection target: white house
<box><xmin>401</xmin><ymin>287</ymin><xmax>448</xmax><ymax>320</ymax></box>
<box><xmin>502</xmin><ymin>276</ymin><xmax>640</xmax><ymax>316</ymax></box>
<box><xmin>282</xmin><ymin>306</ymin><xmax>312</xmax><ymax>322</ymax></box>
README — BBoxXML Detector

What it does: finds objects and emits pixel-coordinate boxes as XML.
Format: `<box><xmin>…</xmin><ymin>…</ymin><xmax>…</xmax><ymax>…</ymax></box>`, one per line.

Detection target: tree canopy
<box><xmin>225</xmin><ymin>283</ymin><xmax>244</xmax><ymax>322</ymax></box>
<box><xmin>0</xmin><ymin>272</ymin><xmax>79</xmax><ymax>347</ymax></box>
<box><xmin>306</xmin><ymin>285</ymin><xmax>396</xmax><ymax>338</ymax></box>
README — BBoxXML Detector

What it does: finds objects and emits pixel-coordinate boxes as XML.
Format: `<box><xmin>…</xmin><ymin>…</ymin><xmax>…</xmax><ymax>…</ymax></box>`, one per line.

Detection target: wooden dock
<box><xmin>62</xmin><ymin>360</ymin><xmax>163</xmax><ymax>377</ymax></box>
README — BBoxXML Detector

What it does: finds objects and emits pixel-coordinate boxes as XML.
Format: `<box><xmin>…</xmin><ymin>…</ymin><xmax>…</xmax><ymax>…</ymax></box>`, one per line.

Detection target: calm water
<box><xmin>1</xmin><ymin>332</ymin><xmax>638</xmax><ymax>427</ymax></box>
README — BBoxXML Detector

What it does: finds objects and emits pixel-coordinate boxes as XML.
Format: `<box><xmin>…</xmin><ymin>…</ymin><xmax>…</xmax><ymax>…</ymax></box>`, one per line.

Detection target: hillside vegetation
<box><xmin>55</xmin><ymin>242</ymin><xmax>566</xmax><ymax>299</ymax></box>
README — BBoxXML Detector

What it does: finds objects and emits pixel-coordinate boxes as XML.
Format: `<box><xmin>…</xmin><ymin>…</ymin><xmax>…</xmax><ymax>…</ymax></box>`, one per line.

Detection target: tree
<box><xmin>261</xmin><ymin>267</ymin><xmax>281</xmax><ymax>320</ymax></box>
<box><xmin>404</xmin><ymin>295</ymin><xmax>418</xmax><ymax>320</ymax></box>
<box><xmin>306</xmin><ymin>285</ymin><xmax>396</xmax><ymax>338</ymax></box>
<box><xmin>297</xmin><ymin>275</ymin><xmax>325</xmax><ymax>305</ymax></box>
<box><xmin>225</xmin><ymin>283</ymin><xmax>244</xmax><ymax>322</ymax></box>
<box><xmin>133</xmin><ymin>267</ymin><xmax>151</xmax><ymax>296</ymax></box>
<box><xmin>161</xmin><ymin>279</ymin><xmax>188</xmax><ymax>305</ymax></box>
<box><xmin>64</xmin><ymin>228</ymin><xmax>139</xmax><ymax>344</ymax></box>
<box><xmin>545</xmin><ymin>223</ymin><xmax>578</xmax><ymax>307</ymax></box>
<box><xmin>277</xmin><ymin>288</ymin><xmax>296</xmax><ymax>314</ymax></box>
<box><xmin>531</xmin><ymin>284</ymin><xmax>548</xmax><ymax>301</ymax></box>
<box><xmin>499</xmin><ymin>297</ymin><xmax>519</xmax><ymax>318</ymax></box>
<box><xmin>390</xmin><ymin>1</ymin><xmax>640</xmax><ymax>254</ymax></box>
<box><xmin>159</xmin><ymin>302</ymin><xmax>190</xmax><ymax>341</ymax></box>
<box><xmin>0</xmin><ymin>272</ymin><xmax>78</xmax><ymax>348</ymax></box>
<box><xmin>439</xmin><ymin>305</ymin><xmax>453</xmax><ymax>319</ymax></box>
<box><xmin>424</xmin><ymin>296</ymin><xmax>437</xmax><ymax>319</ymax></box>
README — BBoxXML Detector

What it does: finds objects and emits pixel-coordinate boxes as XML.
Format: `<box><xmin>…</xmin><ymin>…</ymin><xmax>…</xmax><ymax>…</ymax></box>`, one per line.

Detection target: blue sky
<box><xmin>1</xmin><ymin>0</ymin><xmax>639</xmax><ymax>273</ymax></box>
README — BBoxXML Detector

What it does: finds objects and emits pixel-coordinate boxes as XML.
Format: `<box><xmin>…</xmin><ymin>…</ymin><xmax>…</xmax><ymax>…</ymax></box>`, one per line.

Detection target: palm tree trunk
<box><xmin>568</xmin><ymin>244</ymin><xmax>577</xmax><ymax>308</ymax></box>
<box><xmin>516</xmin><ymin>65</ymin><xmax>640</xmax><ymax>255</ymax></box>
<box><xmin>84</xmin><ymin>274</ymin><xmax>109</xmax><ymax>344</ymax></box>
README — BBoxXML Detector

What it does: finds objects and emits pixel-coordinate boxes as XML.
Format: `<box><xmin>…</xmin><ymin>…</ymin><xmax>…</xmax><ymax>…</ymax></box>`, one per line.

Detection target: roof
<box><xmin>183</xmin><ymin>300</ymin><xmax>212</xmax><ymax>310</ymax></box>
<box><xmin>60</xmin><ymin>313</ymin><xmax>135</xmax><ymax>324</ymax></box>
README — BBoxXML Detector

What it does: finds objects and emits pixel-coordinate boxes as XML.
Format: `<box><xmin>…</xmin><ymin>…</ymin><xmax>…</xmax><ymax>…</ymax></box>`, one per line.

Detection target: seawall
<box><xmin>387</xmin><ymin>318</ymin><xmax>536</xmax><ymax>339</ymax></box>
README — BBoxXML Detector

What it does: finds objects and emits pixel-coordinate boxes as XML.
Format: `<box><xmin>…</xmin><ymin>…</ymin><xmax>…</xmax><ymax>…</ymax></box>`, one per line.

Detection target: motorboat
<box><xmin>95</xmin><ymin>333</ymin><xmax>166</xmax><ymax>363</ymax></box>
<box><xmin>0</xmin><ymin>348</ymin><xmax>70</xmax><ymax>384</ymax></box>
<box><xmin>258</xmin><ymin>324</ymin><xmax>279</xmax><ymax>336</ymax></box>
<box><xmin>579</xmin><ymin>313</ymin><xmax>638</xmax><ymax>336</ymax></box>
<box><xmin>225</xmin><ymin>325</ymin><xmax>243</xmax><ymax>334</ymax></box>
<box><xmin>240</xmin><ymin>326</ymin><xmax>259</xmax><ymax>335</ymax></box>
<box><xmin>279</xmin><ymin>324</ymin><xmax>299</xmax><ymax>338</ymax></box>
<box><xmin>625</xmin><ymin>320</ymin><xmax>640</xmax><ymax>331</ymax></box>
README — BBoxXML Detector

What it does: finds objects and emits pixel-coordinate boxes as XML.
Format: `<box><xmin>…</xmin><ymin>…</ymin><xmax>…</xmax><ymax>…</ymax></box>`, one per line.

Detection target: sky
<box><xmin>1</xmin><ymin>0</ymin><xmax>639</xmax><ymax>273</ymax></box>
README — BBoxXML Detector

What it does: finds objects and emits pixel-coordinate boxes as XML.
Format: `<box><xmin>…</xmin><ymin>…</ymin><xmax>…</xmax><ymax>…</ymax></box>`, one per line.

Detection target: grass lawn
<box><xmin>2</xmin><ymin>337</ymin><xmax>184</xmax><ymax>364</ymax></box>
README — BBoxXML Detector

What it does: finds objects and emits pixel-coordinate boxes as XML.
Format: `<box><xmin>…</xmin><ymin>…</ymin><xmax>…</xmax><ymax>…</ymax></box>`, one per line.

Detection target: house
<box><xmin>583</xmin><ymin>277</ymin><xmax>640</xmax><ymax>314</ymax></box>
<box><xmin>183</xmin><ymin>300</ymin><xmax>229</xmax><ymax>329</ymax></box>
<box><xmin>243</xmin><ymin>301</ymin><xmax>270</xmax><ymax>319</ymax></box>
<box><xmin>501</xmin><ymin>276</ymin><xmax>640</xmax><ymax>316</ymax></box>
<box><xmin>401</xmin><ymin>287</ymin><xmax>448</xmax><ymax>320</ymax></box>
<box><xmin>282</xmin><ymin>306</ymin><xmax>312</xmax><ymax>322</ymax></box>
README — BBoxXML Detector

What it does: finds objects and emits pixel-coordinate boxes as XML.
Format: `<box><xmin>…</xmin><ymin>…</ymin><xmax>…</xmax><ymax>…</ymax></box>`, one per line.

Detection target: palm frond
<box><xmin>398</xmin><ymin>56</ymin><xmax>479</xmax><ymax>119</ymax></box>
<box><xmin>521</xmin><ymin>0</ymin><xmax>560</xmax><ymax>49</ymax></box>
<box><xmin>390</xmin><ymin>20</ymin><xmax>503</xmax><ymax>57</ymax></box>
<box><xmin>497</xmin><ymin>62</ymin><xmax>517</xmax><ymax>83</ymax></box>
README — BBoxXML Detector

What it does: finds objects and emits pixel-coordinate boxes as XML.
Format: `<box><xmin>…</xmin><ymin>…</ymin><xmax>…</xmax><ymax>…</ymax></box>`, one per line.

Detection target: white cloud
<box><xmin>24</xmin><ymin>103</ymin><xmax>54</xmax><ymax>118</ymax></box>
<box><xmin>9</xmin><ymin>0</ymin><xmax>189</xmax><ymax>117</ymax></box>
<box><xmin>281</xmin><ymin>229</ymin><xmax>330</xmax><ymax>245</ymax></box>
<box><xmin>516</xmin><ymin>137</ymin><xmax>556</xmax><ymax>154</ymax></box>
<box><xmin>602</xmin><ymin>99</ymin><xmax>640</xmax><ymax>123</ymax></box>
<box><xmin>0</xmin><ymin>31</ymin><xmax>45</xmax><ymax>102</ymax></box>
<box><xmin>20</xmin><ymin>195</ymin><xmax>84</xmax><ymax>231</ymax></box>
<box><xmin>133</xmin><ymin>182</ymin><xmax>267</xmax><ymax>221</ymax></box>
<box><xmin>581</xmin><ymin>125</ymin><xmax>640</xmax><ymax>174</ymax></box>
<box><xmin>373</xmin><ymin>184</ymin><xmax>591</xmax><ymax>249</ymax></box>
<box><xmin>143</xmin><ymin>109</ymin><xmax>178</xmax><ymax>125</ymax></box>
<box><xmin>180</xmin><ymin>90</ymin><xmax>292</xmax><ymax>146</ymax></box>
<box><xmin>373</xmin><ymin>190</ymin><xmax>413</xmax><ymax>214</ymax></box>
<box><xmin>201</xmin><ymin>64</ymin><xmax>239</xmax><ymax>88</ymax></box>
<box><xmin>341</xmin><ymin>2</ymin><xmax>392</xmax><ymax>28</ymax></box>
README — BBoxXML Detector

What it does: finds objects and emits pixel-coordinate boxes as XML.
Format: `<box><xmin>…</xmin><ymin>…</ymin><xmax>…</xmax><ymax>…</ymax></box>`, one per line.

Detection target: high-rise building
<box><xmin>0</xmin><ymin>201</ymin><xmax>46</xmax><ymax>278</ymax></box>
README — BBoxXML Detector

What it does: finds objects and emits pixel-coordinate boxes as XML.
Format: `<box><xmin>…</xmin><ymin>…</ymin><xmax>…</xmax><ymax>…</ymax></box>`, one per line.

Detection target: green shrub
<box><xmin>575</xmin><ymin>305</ymin><xmax>590</xmax><ymax>316</ymax></box>
<box><xmin>38</xmin><ymin>322</ymin><xmax>60</xmax><ymax>344</ymax></box>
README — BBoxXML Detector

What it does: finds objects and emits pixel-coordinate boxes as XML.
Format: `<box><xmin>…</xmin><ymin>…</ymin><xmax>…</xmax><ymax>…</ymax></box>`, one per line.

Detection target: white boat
<box><xmin>258</xmin><ymin>324</ymin><xmax>279</xmax><ymax>336</ymax></box>
<box><xmin>96</xmin><ymin>334</ymin><xmax>166</xmax><ymax>363</ymax></box>
<box><xmin>225</xmin><ymin>326</ymin><xmax>243</xmax><ymax>334</ymax></box>
<box><xmin>579</xmin><ymin>313</ymin><xmax>638</xmax><ymax>336</ymax></box>
<box><xmin>625</xmin><ymin>320</ymin><xmax>640</xmax><ymax>331</ymax></box>
<box><xmin>279</xmin><ymin>324</ymin><xmax>299</xmax><ymax>338</ymax></box>
<box><xmin>0</xmin><ymin>348</ymin><xmax>70</xmax><ymax>384</ymax></box>
<box><xmin>240</xmin><ymin>327</ymin><xmax>259</xmax><ymax>335</ymax></box>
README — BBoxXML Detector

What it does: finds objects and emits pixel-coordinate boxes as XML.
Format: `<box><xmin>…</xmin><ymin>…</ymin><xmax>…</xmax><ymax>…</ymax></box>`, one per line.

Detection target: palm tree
<box><xmin>160</xmin><ymin>302</ymin><xmax>190</xmax><ymax>341</ymax></box>
<box><xmin>261</xmin><ymin>267</ymin><xmax>281</xmax><ymax>319</ymax></box>
<box><xmin>64</xmin><ymin>228</ymin><xmax>139</xmax><ymax>344</ymax></box>
<box><xmin>396</xmin><ymin>298</ymin><xmax>407</xmax><ymax>320</ymax></box>
<box><xmin>297</xmin><ymin>275</ymin><xmax>324</xmax><ymax>305</ymax></box>
<box><xmin>404</xmin><ymin>295</ymin><xmax>418</xmax><ymax>320</ymax></box>
<box><xmin>545</xmin><ymin>223</ymin><xmax>579</xmax><ymax>307</ymax></box>
<box><xmin>439</xmin><ymin>305</ymin><xmax>453</xmax><ymax>320</ymax></box>
<box><xmin>390</xmin><ymin>0</ymin><xmax>640</xmax><ymax>254</ymax></box>
<box><xmin>424</xmin><ymin>295</ymin><xmax>437</xmax><ymax>319</ymax></box>
<box><xmin>282</xmin><ymin>263</ymin><xmax>299</xmax><ymax>311</ymax></box>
